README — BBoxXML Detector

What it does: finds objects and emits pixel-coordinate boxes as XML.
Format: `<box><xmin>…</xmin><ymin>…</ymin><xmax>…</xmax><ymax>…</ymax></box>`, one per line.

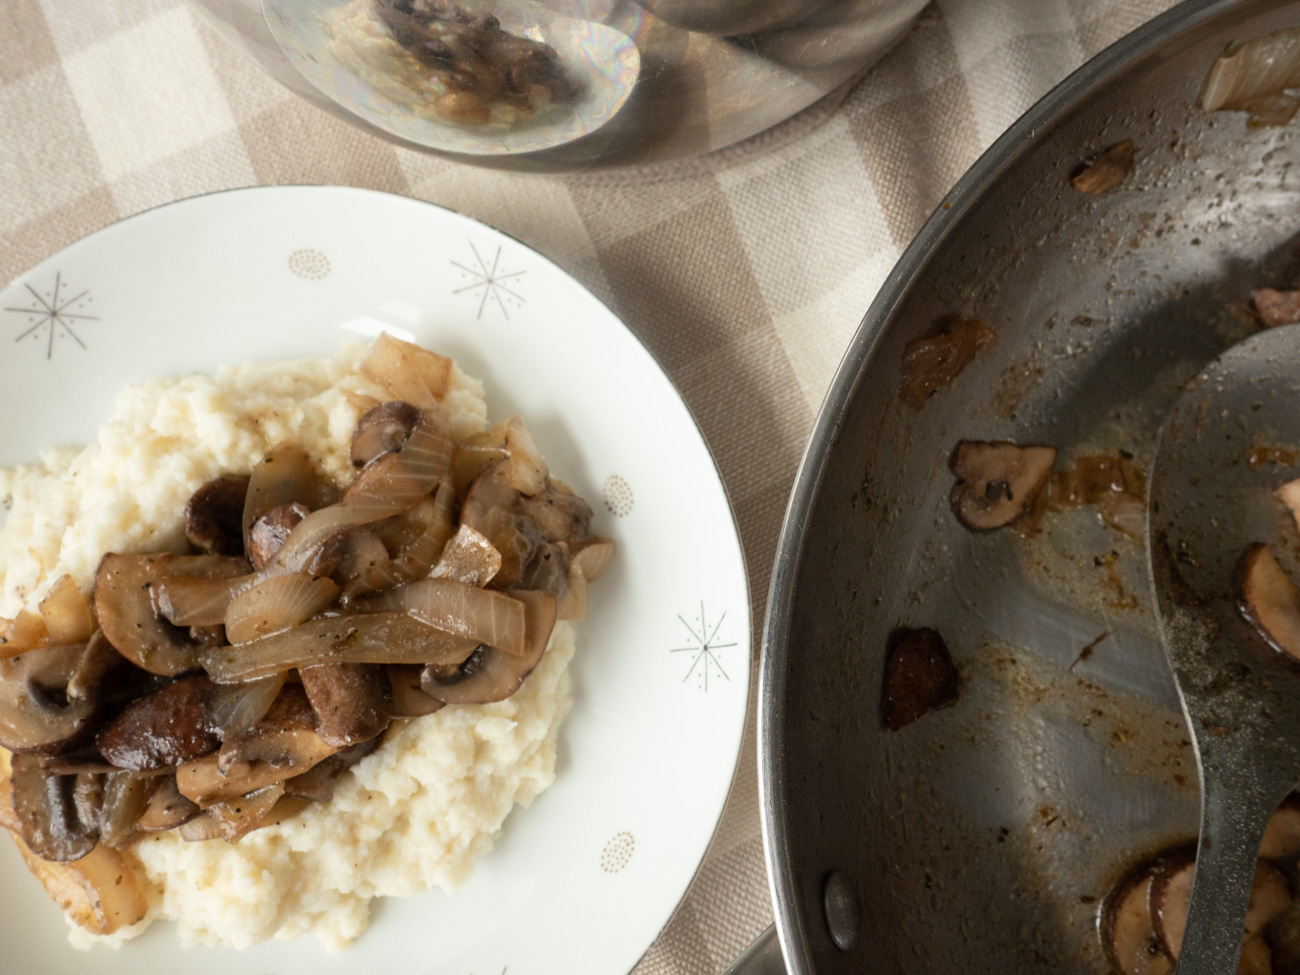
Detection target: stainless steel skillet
<box><xmin>758</xmin><ymin>1</ymin><xmax>1300</xmax><ymax>973</ymax></box>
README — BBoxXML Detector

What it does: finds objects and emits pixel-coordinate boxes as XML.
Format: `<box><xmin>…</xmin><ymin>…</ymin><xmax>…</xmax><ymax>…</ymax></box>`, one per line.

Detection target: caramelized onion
<box><xmin>430</xmin><ymin>523</ymin><xmax>502</xmax><ymax>586</ymax></box>
<box><xmin>154</xmin><ymin>556</ymin><xmax>256</xmax><ymax>627</ymax></box>
<box><xmin>225</xmin><ymin>574</ymin><xmax>341</xmax><ymax>645</ymax></box>
<box><xmin>0</xmin><ymin>610</ymin><xmax>49</xmax><ymax>660</ymax></box>
<box><xmin>37</xmin><ymin>577</ymin><xmax>94</xmax><ymax>647</ymax></box>
<box><xmin>357</xmin><ymin>579</ymin><xmax>528</xmax><ymax>656</ymax></box>
<box><xmin>422</xmin><ymin>590</ymin><xmax>557</xmax><ymax>704</ymax></box>
<box><xmin>360</xmin><ymin>332</ymin><xmax>452</xmax><ymax>407</ymax></box>
<box><xmin>1202</xmin><ymin>27</ymin><xmax>1300</xmax><ymax>124</ymax></box>
<box><xmin>573</xmin><ymin>536</ymin><xmax>615</xmax><ymax>582</ymax></box>
<box><xmin>241</xmin><ymin>444</ymin><xmax>337</xmax><ymax>555</ymax></box>
<box><xmin>503</xmin><ymin>416</ymin><xmax>548</xmax><ymax>496</ymax></box>
<box><xmin>199</xmin><ymin>612</ymin><xmax>479</xmax><ymax>683</ymax></box>
<box><xmin>209</xmin><ymin>673</ymin><xmax>288</xmax><ymax>740</ymax></box>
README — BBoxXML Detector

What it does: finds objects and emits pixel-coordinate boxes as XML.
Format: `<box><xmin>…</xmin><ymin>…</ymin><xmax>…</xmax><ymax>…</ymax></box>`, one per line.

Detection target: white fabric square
<box><xmin>62</xmin><ymin>5</ymin><xmax>237</xmax><ymax>180</ymax></box>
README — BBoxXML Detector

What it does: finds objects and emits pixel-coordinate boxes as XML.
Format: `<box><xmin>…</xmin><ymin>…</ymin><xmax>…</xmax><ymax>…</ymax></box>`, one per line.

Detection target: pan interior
<box><xmin>768</xmin><ymin>1</ymin><xmax>1300</xmax><ymax>972</ymax></box>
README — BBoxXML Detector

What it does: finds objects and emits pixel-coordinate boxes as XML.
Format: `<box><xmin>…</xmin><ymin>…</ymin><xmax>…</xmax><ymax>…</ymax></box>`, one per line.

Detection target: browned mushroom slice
<box><xmin>572</xmin><ymin>536</ymin><xmax>615</xmax><ymax>583</ymax></box>
<box><xmin>177</xmin><ymin>756</ymin><xmax>293</xmax><ymax>808</ymax></box>
<box><xmin>1107</xmin><ymin>871</ymin><xmax>1174</xmax><ymax>975</ymax></box>
<box><xmin>178</xmin><ymin>811</ymin><xmax>223</xmax><ymax>842</ymax></box>
<box><xmin>283</xmin><ymin>737</ymin><xmax>382</xmax><ymax>803</ymax></box>
<box><xmin>422</xmin><ymin>590</ymin><xmax>557</xmax><ymax>705</ymax></box>
<box><xmin>949</xmin><ymin>440</ymin><xmax>1057</xmax><ymax>531</ymax></box>
<box><xmin>37</xmin><ymin>576</ymin><xmax>94</xmax><ymax>646</ymax></box>
<box><xmin>204</xmin><ymin>783</ymin><xmax>286</xmax><ymax>843</ymax></box>
<box><xmin>96</xmin><ymin>674</ymin><xmax>223</xmax><ymax>771</ymax></box>
<box><xmin>200</xmin><ymin>612</ymin><xmax>479</xmax><ymax>683</ymax></box>
<box><xmin>898</xmin><ymin>317</ymin><xmax>996</xmax><ymax>410</ymax></box>
<box><xmin>1071</xmin><ymin>140</ymin><xmax>1135</xmax><ymax>195</ymax></box>
<box><xmin>0</xmin><ymin>644</ymin><xmax>99</xmax><ymax>755</ymax></box>
<box><xmin>310</xmin><ymin>527</ymin><xmax>393</xmax><ymax>599</ymax></box>
<box><xmin>429</xmin><ymin>523</ymin><xmax>502</xmax><ymax>586</ymax></box>
<box><xmin>9</xmin><ymin>755</ymin><xmax>98</xmax><ymax>862</ymax></box>
<box><xmin>242</xmin><ymin>443</ymin><xmax>336</xmax><ymax>558</ymax></box>
<box><xmin>1279</xmin><ymin>479</ymin><xmax>1300</xmax><ymax>534</ymax></box>
<box><xmin>1151</xmin><ymin>848</ymin><xmax>1195</xmax><ymax>958</ymax></box>
<box><xmin>215</xmin><ymin>683</ymin><xmax>341</xmax><ymax>775</ymax></box>
<box><xmin>520</xmin><ymin>482</ymin><xmax>592</xmax><ymax>548</ymax></box>
<box><xmin>880</xmin><ymin>627</ymin><xmax>959</xmax><ymax>732</ymax></box>
<box><xmin>351</xmin><ymin>400</ymin><xmax>421</xmax><ymax>468</ymax></box>
<box><xmin>360</xmin><ymin>332</ymin><xmax>452</xmax><ymax>408</ymax></box>
<box><xmin>1245</xmin><ymin>861</ymin><xmax>1292</xmax><ymax>939</ymax></box>
<box><xmin>1261</xmin><ymin>794</ymin><xmax>1300</xmax><ymax>861</ymax></box>
<box><xmin>100</xmin><ymin>770</ymin><xmax>164</xmax><ymax>847</ymax></box>
<box><xmin>357</xmin><ymin>578</ymin><xmax>528</xmax><ymax>656</ymax></box>
<box><xmin>1254</xmin><ymin>288</ymin><xmax>1300</xmax><ymax>329</ymax></box>
<box><xmin>224</xmin><ymin>574</ymin><xmax>340</xmax><ymax>644</ymax></box>
<box><xmin>247</xmin><ymin>502</ymin><xmax>309</xmax><ymax>571</ymax></box>
<box><xmin>300</xmin><ymin>663</ymin><xmax>392</xmax><ymax>747</ymax></box>
<box><xmin>137</xmin><ymin>774</ymin><xmax>200</xmax><ymax>832</ymax></box>
<box><xmin>461</xmin><ymin>459</ymin><xmax>539</xmax><ymax>588</ymax></box>
<box><xmin>94</xmin><ymin>553</ymin><xmax>227</xmax><ymax>675</ymax></box>
<box><xmin>387</xmin><ymin>664</ymin><xmax>445</xmax><ymax>717</ymax></box>
<box><xmin>1238</xmin><ymin>543</ymin><xmax>1300</xmax><ymax>661</ymax></box>
<box><xmin>185</xmin><ymin>475</ymin><xmax>251</xmax><ymax>555</ymax></box>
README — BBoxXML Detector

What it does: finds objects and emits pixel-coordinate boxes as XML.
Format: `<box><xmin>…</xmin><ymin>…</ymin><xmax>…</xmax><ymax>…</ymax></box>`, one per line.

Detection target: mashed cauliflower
<box><xmin>0</xmin><ymin>343</ymin><xmax>576</xmax><ymax>951</ymax></box>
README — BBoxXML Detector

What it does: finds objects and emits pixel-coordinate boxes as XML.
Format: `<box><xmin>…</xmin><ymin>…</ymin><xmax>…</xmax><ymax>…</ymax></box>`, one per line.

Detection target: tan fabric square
<box><xmin>1068</xmin><ymin>0</ymin><xmax>1179</xmax><ymax>58</ymax></box>
<box><xmin>109</xmin><ymin>129</ymin><xmax>255</xmax><ymax>216</ymax></box>
<box><xmin>63</xmin><ymin>5</ymin><xmax>239</xmax><ymax>180</ymax></box>
<box><xmin>719</xmin><ymin>117</ymin><xmax>895</xmax><ymax>319</ymax></box>
<box><xmin>196</xmin><ymin>15</ymin><xmax>296</xmax><ymax>124</ymax></box>
<box><xmin>0</xmin><ymin>0</ymin><xmax>59</xmax><ymax>85</ymax></box>
<box><xmin>0</xmin><ymin>64</ymin><xmax>105</xmax><ymax>237</ymax></box>
<box><xmin>38</xmin><ymin>0</ymin><xmax>179</xmax><ymax>56</ymax></box>
<box><xmin>567</xmin><ymin>169</ymin><xmax>727</xmax><ymax>252</ymax></box>
<box><xmin>240</xmin><ymin>97</ymin><xmax>410</xmax><ymax>191</ymax></box>
<box><xmin>0</xmin><ymin>186</ymin><xmax>118</xmax><ymax>288</ymax></box>
<box><xmin>631</xmin><ymin>897</ymin><xmax>717</xmax><ymax>975</ymax></box>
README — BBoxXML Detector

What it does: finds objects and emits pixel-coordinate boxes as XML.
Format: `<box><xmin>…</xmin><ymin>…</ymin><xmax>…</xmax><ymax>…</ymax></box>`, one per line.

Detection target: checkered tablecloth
<box><xmin>0</xmin><ymin>0</ymin><xmax>1182</xmax><ymax>969</ymax></box>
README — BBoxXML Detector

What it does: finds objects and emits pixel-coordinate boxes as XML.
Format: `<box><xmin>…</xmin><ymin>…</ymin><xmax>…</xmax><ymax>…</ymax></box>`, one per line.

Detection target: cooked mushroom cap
<box><xmin>1238</xmin><ymin>543</ymin><xmax>1300</xmax><ymax>662</ymax></box>
<box><xmin>1107</xmin><ymin>872</ymin><xmax>1173</xmax><ymax>975</ymax></box>
<box><xmin>421</xmin><ymin>590</ymin><xmax>557</xmax><ymax>704</ymax></box>
<box><xmin>386</xmin><ymin>664</ymin><xmax>445</xmax><ymax>717</ymax></box>
<box><xmin>898</xmin><ymin>317</ymin><xmax>996</xmax><ymax>410</ymax></box>
<box><xmin>880</xmin><ymin>628</ymin><xmax>959</xmax><ymax>732</ymax></box>
<box><xmin>949</xmin><ymin>440</ymin><xmax>1057</xmax><ymax>531</ymax></box>
<box><xmin>283</xmin><ymin>738</ymin><xmax>382</xmax><ymax>803</ymax></box>
<box><xmin>99</xmin><ymin>771</ymin><xmax>161</xmax><ymax>848</ymax></box>
<box><xmin>136</xmin><ymin>774</ymin><xmax>199</xmax><ymax>832</ymax></box>
<box><xmin>351</xmin><ymin>400</ymin><xmax>420</xmax><ymax>468</ymax></box>
<box><xmin>216</xmin><ymin>684</ymin><xmax>340</xmax><ymax>773</ymax></box>
<box><xmin>96</xmin><ymin>675</ymin><xmax>222</xmax><ymax>771</ymax></box>
<box><xmin>300</xmin><ymin>663</ymin><xmax>392</xmax><ymax>747</ymax></box>
<box><xmin>185</xmin><ymin>476</ymin><xmax>251</xmax><ymax>555</ymax></box>
<box><xmin>9</xmin><ymin>755</ymin><xmax>98</xmax><ymax>862</ymax></box>
<box><xmin>1254</xmin><ymin>288</ymin><xmax>1300</xmax><ymax>329</ymax></box>
<box><xmin>0</xmin><ymin>644</ymin><xmax>99</xmax><ymax>755</ymax></box>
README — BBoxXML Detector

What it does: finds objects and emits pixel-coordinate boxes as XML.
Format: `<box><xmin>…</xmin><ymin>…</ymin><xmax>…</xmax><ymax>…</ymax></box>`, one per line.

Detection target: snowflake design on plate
<box><xmin>4</xmin><ymin>271</ymin><xmax>97</xmax><ymax>360</ymax></box>
<box><xmin>451</xmin><ymin>241</ymin><xmax>525</xmax><ymax>320</ymax></box>
<box><xmin>602</xmin><ymin>475</ymin><xmax>633</xmax><ymax>517</ymax></box>
<box><xmin>671</xmin><ymin>602</ymin><xmax>736</xmax><ymax>692</ymax></box>
<box><xmin>288</xmin><ymin>248</ymin><xmax>331</xmax><ymax>280</ymax></box>
<box><xmin>601</xmin><ymin>832</ymin><xmax>635</xmax><ymax>873</ymax></box>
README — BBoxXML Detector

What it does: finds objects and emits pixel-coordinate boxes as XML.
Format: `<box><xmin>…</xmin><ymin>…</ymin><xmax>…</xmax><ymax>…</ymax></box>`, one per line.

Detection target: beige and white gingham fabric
<box><xmin>0</xmin><ymin>0</ymin><xmax>1181</xmax><ymax>970</ymax></box>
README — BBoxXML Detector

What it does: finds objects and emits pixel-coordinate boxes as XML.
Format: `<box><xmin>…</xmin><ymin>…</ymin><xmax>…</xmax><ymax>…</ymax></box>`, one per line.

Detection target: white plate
<box><xmin>0</xmin><ymin>186</ymin><xmax>750</xmax><ymax>975</ymax></box>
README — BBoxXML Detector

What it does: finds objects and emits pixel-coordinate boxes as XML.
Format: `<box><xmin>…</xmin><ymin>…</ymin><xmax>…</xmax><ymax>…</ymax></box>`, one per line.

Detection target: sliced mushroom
<box><xmin>9</xmin><ymin>755</ymin><xmax>98</xmax><ymax>861</ymax></box>
<box><xmin>1151</xmin><ymin>848</ymin><xmax>1195</xmax><ymax>958</ymax></box>
<box><xmin>880</xmin><ymin>627</ymin><xmax>960</xmax><ymax>732</ymax></box>
<box><xmin>1254</xmin><ymin>288</ymin><xmax>1300</xmax><ymax>329</ymax></box>
<box><xmin>429</xmin><ymin>523</ymin><xmax>502</xmax><ymax>586</ymax></box>
<box><xmin>200</xmin><ymin>612</ymin><xmax>479</xmax><ymax>683</ymax></box>
<box><xmin>241</xmin><ymin>443</ymin><xmax>337</xmax><ymax>557</ymax></box>
<box><xmin>1279</xmin><ymin>479</ymin><xmax>1300</xmax><ymax>534</ymax></box>
<box><xmin>96</xmin><ymin>675</ymin><xmax>222</xmax><ymax>771</ymax></box>
<box><xmin>300</xmin><ymin>663</ymin><xmax>392</xmax><ymax>747</ymax></box>
<box><xmin>94</xmin><ymin>553</ymin><xmax>227</xmax><ymax>675</ymax></box>
<box><xmin>1107</xmin><ymin>871</ymin><xmax>1174</xmax><ymax>975</ymax></box>
<box><xmin>1071</xmin><ymin>139</ymin><xmax>1135</xmax><ymax>195</ymax></box>
<box><xmin>152</xmin><ymin>554</ymin><xmax>255</xmax><ymax>627</ymax></box>
<box><xmin>177</xmin><ymin>755</ymin><xmax>299</xmax><ymax>808</ymax></box>
<box><xmin>216</xmin><ymin>684</ymin><xmax>340</xmax><ymax>774</ymax></box>
<box><xmin>283</xmin><ymin>737</ymin><xmax>382</xmax><ymax>802</ymax></box>
<box><xmin>178</xmin><ymin>810</ymin><xmax>223</xmax><ymax>842</ymax></box>
<box><xmin>1238</xmin><ymin>543</ymin><xmax>1300</xmax><ymax>662</ymax></box>
<box><xmin>1245</xmin><ymin>861</ymin><xmax>1292</xmax><ymax>940</ymax></box>
<box><xmin>351</xmin><ymin>400</ymin><xmax>420</xmax><ymax>468</ymax></box>
<box><xmin>421</xmin><ymin>590</ymin><xmax>556</xmax><ymax>705</ymax></box>
<box><xmin>0</xmin><ymin>644</ymin><xmax>99</xmax><ymax>755</ymax></box>
<box><xmin>949</xmin><ymin>440</ymin><xmax>1057</xmax><ymax>531</ymax></box>
<box><xmin>136</xmin><ymin>773</ymin><xmax>200</xmax><ymax>832</ymax></box>
<box><xmin>247</xmin><ymin>502</ymin><xmax>309</xmax><ymax>571</ymax></box>
<box><xmin>203</xmin><ymin>783</ymin><xmax>285</xmax><ymax>842</ymax></box>
<box><xmin>37</xmin><ymin>576</ymin><xmax>94</xmax><ymax>646</ymax></box>
<box><xmin>461</xmin><ymin>459</ymin><xmax>539</xmax><ymax>588</ymax></box>
<box><xmin>100</xmin><ymin>770</ymin><xmax>163</xmax><ymax>847</ymax></box>
<box><xmin>372</xmin><ymin>477</ymin><xmax>457</xmax><ymax>583</ymax></box>
<box><xmin>185</xmin><ymin>475</ymin><xmax>251</xmax><ymax>555</ymax></box>
<box><xmin>307</xmin><ymin>527</ymin><xmax>392</xmax><ymax>597</ymax></box>
<box><xmin>898</xmin><ymin>316</ymin><xmax>996</xmax><ymax>410</ymax></box>
<box><xmin>386</xmin><ymin>664</ymin><xmax>445</xmax><ymax>717</ymax></box>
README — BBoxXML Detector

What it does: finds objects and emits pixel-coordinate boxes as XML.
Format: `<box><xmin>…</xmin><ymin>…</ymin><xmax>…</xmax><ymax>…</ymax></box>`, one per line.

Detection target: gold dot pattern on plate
<box><xmin>288</xmin><ymin>248</ymin><xmax>331</xmax><ymax>280</ymax></box>
<box><xmin>602</xmin><ymin>475</ymin><xmax>633</xmax><ymax>517</ymax></box>
<box><xmin>600</xmin><ymin>831</ymin><xmax>635</xmax><ymax>873</ymax></box>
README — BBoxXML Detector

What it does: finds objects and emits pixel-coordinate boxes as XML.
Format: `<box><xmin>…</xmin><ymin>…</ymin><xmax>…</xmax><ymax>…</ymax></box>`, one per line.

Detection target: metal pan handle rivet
<box><xmin>821</xmin><ymin>869</ymin><xmax>860</xmax><ymax>951</ymax></box>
